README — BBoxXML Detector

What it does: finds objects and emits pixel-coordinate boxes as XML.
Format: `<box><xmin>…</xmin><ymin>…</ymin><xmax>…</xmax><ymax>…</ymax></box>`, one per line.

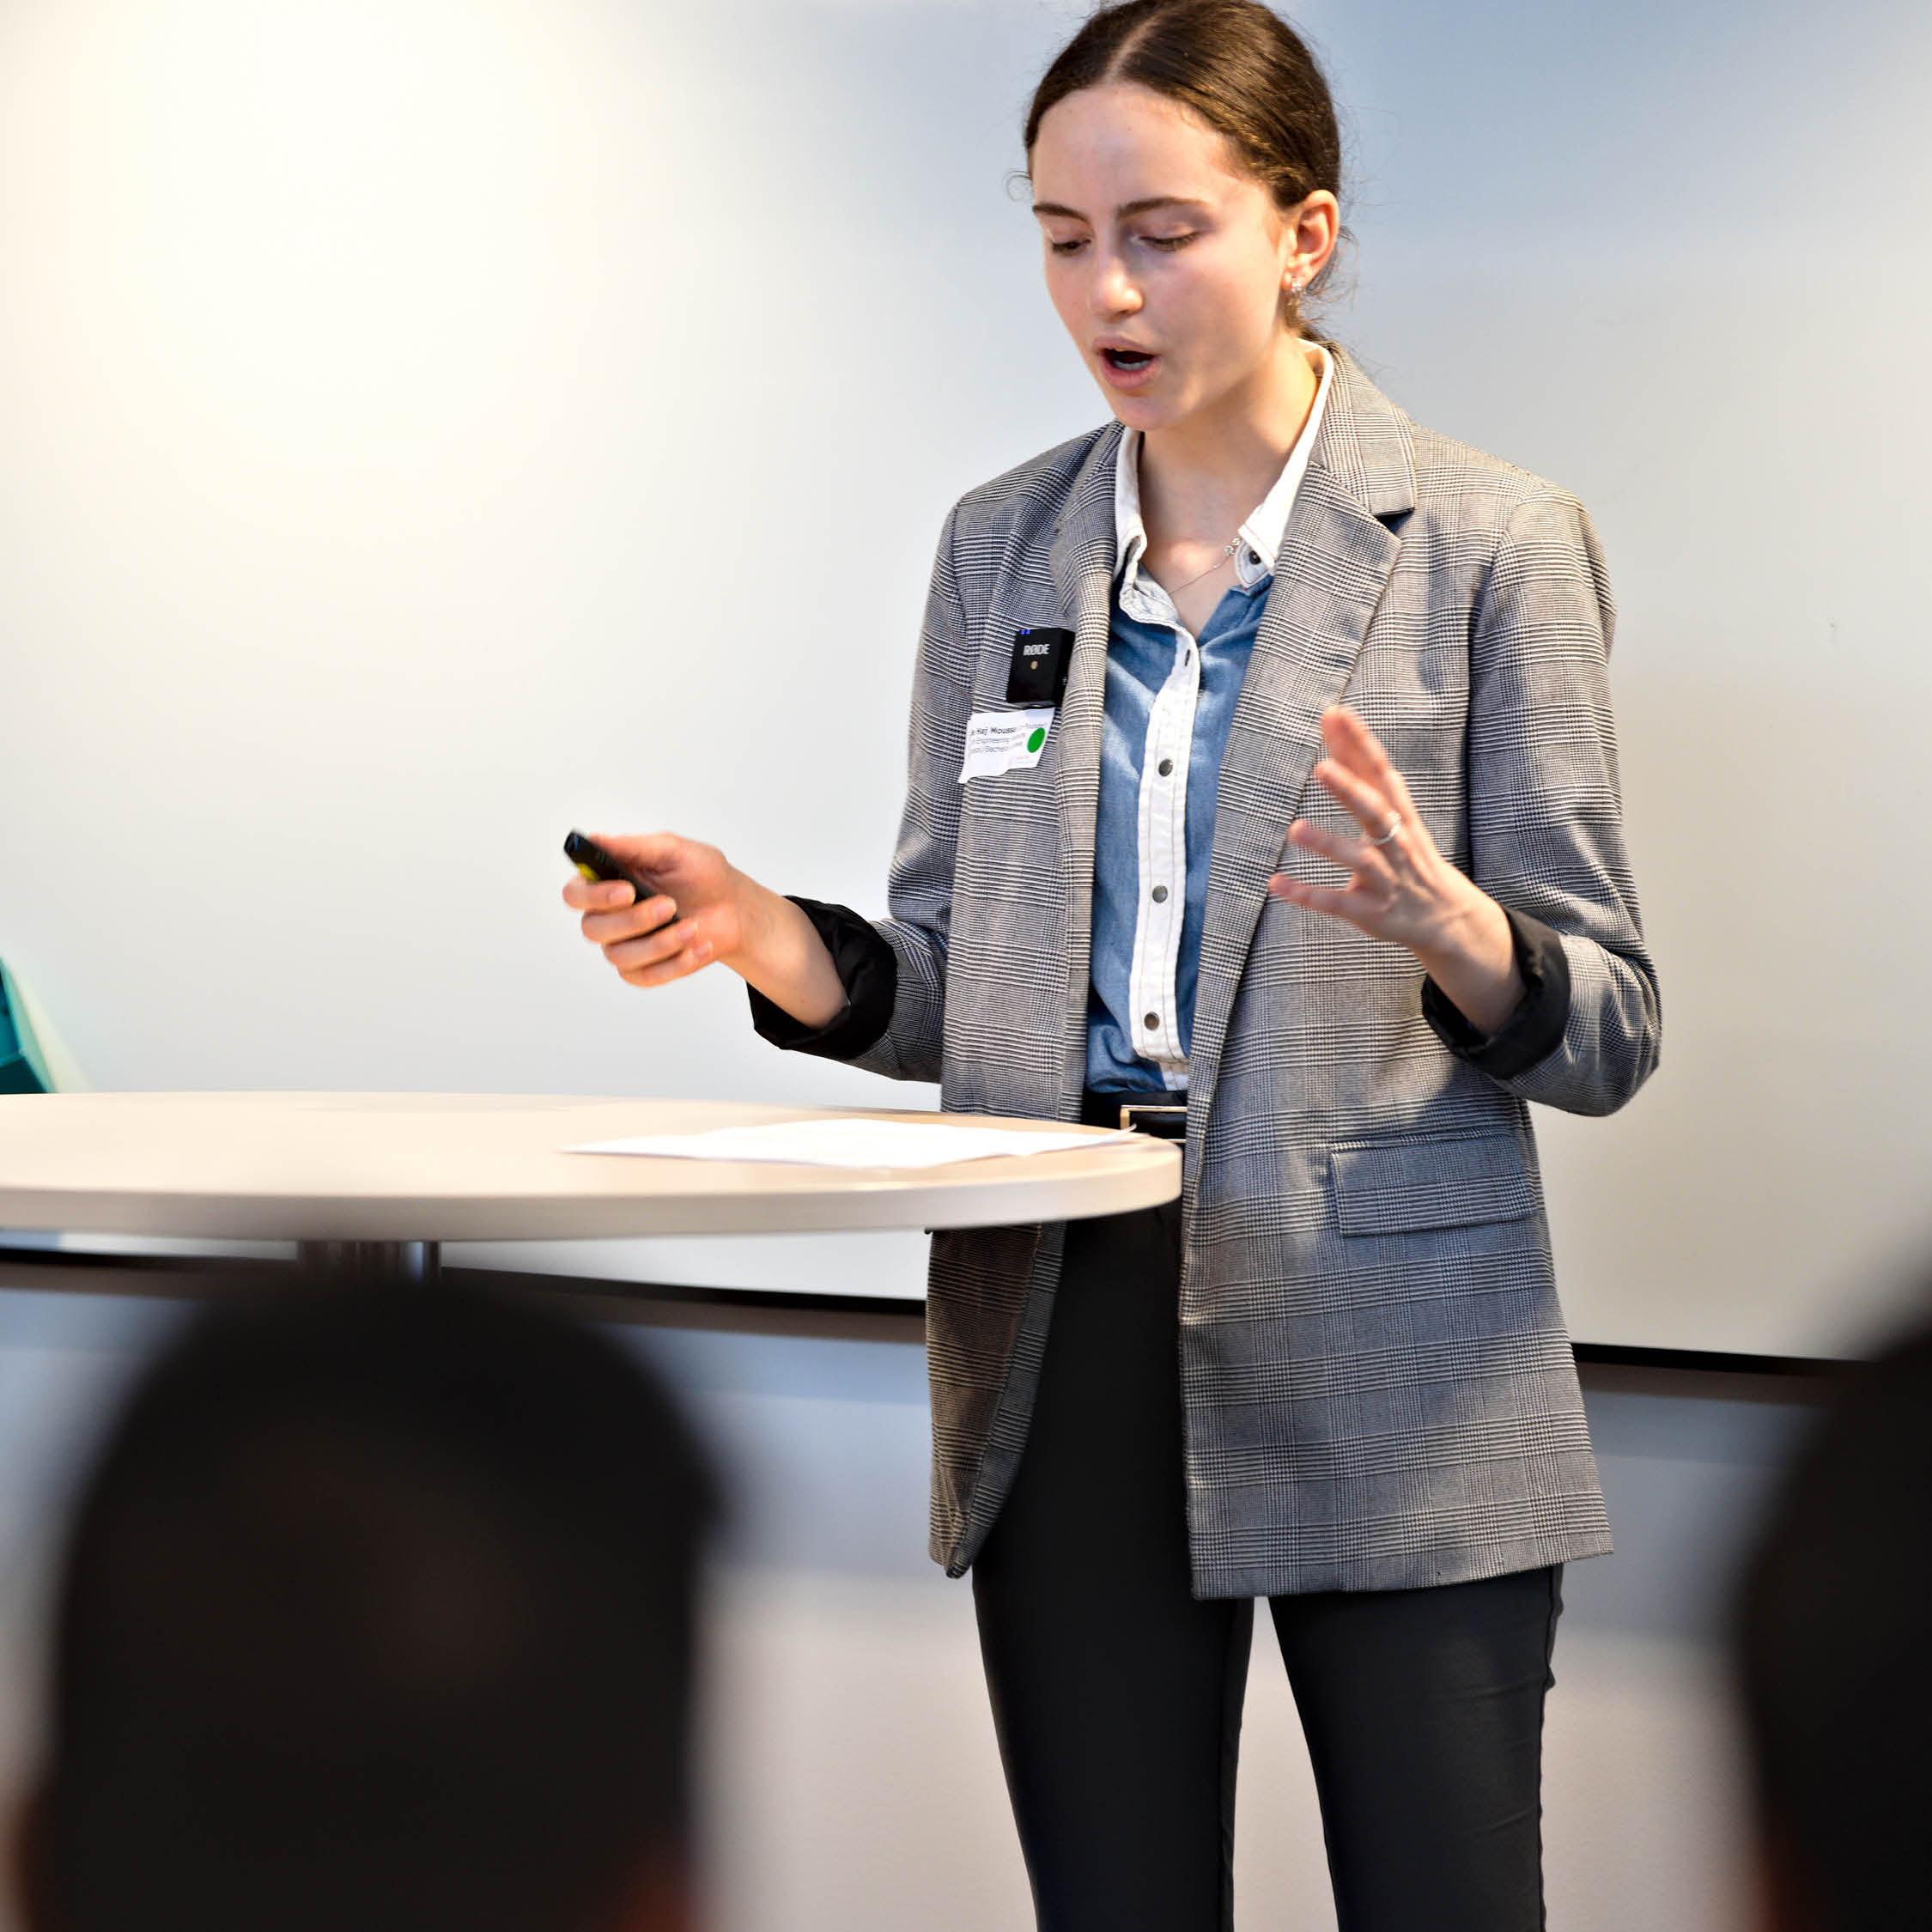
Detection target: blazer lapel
<box><xmin>1043</xmin><ymin>422</ymin><xmax>1123</xmax><ymax>1115</ymax></box>
<box><xmin>1185</xmin><ymin>353</ymin><xmax>1416</xmax><ymax>1132</ymax></box>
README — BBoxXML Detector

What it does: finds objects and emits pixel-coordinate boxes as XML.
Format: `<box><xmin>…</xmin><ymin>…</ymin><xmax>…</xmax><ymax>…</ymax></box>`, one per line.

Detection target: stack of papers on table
<box><xmin>568</xmin><ymin>1118</ymin><xmax>1133</xmax><ymax>1170</ymax></box>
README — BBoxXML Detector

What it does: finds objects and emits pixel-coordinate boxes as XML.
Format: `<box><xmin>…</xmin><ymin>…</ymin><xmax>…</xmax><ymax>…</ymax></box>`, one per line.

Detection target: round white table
<box><xmin>0</xmin><ymin>1093</ymin><xmax>1181</xmax><ymax>1282</ymax></box>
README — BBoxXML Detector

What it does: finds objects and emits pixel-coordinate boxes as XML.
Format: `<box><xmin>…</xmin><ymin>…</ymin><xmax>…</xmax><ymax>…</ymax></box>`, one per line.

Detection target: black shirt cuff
<box><xmin>746</xmin><ymin>897</ymin><xmax>898</xmax><ymax>1063</ymax></box>
<box><xmin>1421</xmin><ymin>906</ymin><xmax>1571</xmax><ymax>1081</ymax></box>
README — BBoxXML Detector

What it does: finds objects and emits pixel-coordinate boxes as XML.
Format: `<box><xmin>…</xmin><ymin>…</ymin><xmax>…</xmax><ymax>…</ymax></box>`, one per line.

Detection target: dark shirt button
<box><xmin>1143</xmin><ymin>1012</ymin><xmax>1160</xmax><ymax>1031</ymax></box>
<box><xmin>1151</xmin><ymin>884</ymin><xmax>1169</xmax><ymax>903</ymax></box>
<box><xmin>1157</xmin><ymin>757</ymin><xmax>1175</xmax><ymax>777</ymax></box>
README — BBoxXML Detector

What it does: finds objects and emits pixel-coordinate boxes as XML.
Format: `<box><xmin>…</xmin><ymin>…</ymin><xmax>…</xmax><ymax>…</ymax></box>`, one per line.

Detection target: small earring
<box><xmin>1285</xmin><ymin>276</ymin><xmax>1304</xmax><ymax>299</ymax></box>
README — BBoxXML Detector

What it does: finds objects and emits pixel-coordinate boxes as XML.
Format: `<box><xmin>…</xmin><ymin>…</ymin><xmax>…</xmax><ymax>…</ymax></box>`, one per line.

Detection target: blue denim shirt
<box><xmin>1085</xmin><ymin>575</ymin><xmax>1271</xmax><ymax>1093</ymax></box>
<box><xmin>1081</xmin><ymin>350</ymin><xmax>1335</xmax><ymax>1096</ymax></box>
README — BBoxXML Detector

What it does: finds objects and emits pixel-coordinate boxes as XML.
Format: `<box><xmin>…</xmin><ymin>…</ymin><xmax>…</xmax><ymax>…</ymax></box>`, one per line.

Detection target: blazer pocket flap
<box><xmin>1329</xmin><ymin>1134</ymin><xmax>1538</xmax><ymax>1236</ymax></box>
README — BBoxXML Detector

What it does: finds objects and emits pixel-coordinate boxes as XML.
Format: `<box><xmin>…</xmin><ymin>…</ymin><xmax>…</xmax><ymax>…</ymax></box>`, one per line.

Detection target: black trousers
<box><xmin>972</xmin><ymin>1200</ymin><xmax>1562</xmax><ymax>1932</ymax></box>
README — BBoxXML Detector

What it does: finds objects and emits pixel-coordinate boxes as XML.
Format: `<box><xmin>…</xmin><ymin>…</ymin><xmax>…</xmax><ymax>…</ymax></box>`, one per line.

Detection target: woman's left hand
<box><xmin>1266</xmin><ymin>705</ymin><xmax>1527</xmax><ymax>1035</ymax></box>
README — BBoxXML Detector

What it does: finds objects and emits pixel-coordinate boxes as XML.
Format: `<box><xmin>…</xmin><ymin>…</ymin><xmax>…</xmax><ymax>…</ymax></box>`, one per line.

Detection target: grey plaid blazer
<box><xmin>851</xmin><ymin>349</ymin><xmax>1659</xmax><ymax>1597</ymax></box>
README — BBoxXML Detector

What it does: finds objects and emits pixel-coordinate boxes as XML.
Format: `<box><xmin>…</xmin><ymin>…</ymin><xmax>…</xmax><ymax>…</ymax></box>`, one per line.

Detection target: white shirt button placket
<box><xmin>1127</xmin><ymin>591</ymin><xmax>1198</xmax><ymax>1083</ymax></box>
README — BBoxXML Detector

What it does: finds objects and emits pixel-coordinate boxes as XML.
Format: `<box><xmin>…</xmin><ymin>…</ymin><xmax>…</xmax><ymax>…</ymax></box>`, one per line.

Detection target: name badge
<box><xmin>959</xmin><ymin>708</ymin><xmax>1055</xmax><ymax>782</ymax></box>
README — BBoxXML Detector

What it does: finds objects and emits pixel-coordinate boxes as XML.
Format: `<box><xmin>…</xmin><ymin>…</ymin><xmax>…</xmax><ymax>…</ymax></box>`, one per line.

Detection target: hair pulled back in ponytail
<box><xmin>1024</xmin><ymin>2</ymin><xmax>1346</xmax><ymax>326</ymax></box>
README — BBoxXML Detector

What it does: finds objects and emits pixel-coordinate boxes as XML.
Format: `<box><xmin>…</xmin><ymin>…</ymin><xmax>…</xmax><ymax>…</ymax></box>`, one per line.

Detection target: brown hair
<box><xmin>1023</xmin><ymin>1</ymin><xmax>1346</xmax><ymax>329</ymax></box>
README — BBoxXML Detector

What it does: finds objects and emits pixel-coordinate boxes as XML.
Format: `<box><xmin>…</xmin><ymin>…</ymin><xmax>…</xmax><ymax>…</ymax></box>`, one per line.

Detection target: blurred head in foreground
<box><xmin>14</xmin><ymin>1277</ymin><xmax>715</xmax><ymax>1932</ymax></box>
<box><xmin>1733</xmin><ymin>1319</ymin><xmax>1932</xmax><ymax>1931</ymax></box>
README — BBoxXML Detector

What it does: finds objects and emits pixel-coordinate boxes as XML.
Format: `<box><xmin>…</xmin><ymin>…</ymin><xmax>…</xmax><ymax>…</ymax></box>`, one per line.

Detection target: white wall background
<box><xmin>3</xmin><ymin>0</ymin><xmax>1930</xmax><ymax>1349</ymax></box>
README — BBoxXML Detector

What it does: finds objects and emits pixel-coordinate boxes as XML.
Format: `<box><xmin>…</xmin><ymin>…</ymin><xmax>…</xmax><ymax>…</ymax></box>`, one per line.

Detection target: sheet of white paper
<box><xmin>568</xmin><ymin>1118</ymin><xmax>1133</xmax><ymax>1170</ymax></box>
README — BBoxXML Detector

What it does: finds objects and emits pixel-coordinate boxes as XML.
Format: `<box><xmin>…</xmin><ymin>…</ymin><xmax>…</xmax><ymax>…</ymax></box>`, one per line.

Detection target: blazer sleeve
<box><xmin>827</xmin><ymin>499</ymin><xmax>976</xmax><ymax>1085</ymax></box>
<box><xmin>1455</xmin><ymin>491</ymin><xmax>1662</xmax><ymax>1116</ymax></box>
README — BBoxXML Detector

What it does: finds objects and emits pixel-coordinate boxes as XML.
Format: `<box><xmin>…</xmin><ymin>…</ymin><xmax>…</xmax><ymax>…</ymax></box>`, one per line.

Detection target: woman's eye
<box><xmin>1142</xmin><ymin>232</ymin><xmax>1198</xmax><ymax>252</ymax></box>
<box><xmin>1047</xmin><ymin>237</ymin><xmax>1087</xmax><ymax>257</ymax></box>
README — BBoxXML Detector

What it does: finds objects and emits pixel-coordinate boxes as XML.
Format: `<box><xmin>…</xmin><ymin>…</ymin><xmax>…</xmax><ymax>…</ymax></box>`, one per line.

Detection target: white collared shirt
<box><xmin>1103</xmin><ymin>343</ymin><xmax>1334</xmax><ymax>1086</ymax></box>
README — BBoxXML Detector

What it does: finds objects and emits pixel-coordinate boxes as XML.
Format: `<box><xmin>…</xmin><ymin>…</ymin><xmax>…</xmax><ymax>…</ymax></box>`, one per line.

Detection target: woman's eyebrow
<box><xmin>1030</xmin><ymin>195</ymin><xmax>1213</xmax><ymax>222</ymax></box>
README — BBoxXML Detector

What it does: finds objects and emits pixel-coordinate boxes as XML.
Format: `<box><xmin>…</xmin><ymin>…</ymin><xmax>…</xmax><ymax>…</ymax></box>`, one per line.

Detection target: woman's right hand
<box><xmin>562</xmin><ymin>831</ymin><xmax>850</xmax><ymax>1027</ymax></box>
<box><xmin>562</xmin><ymin>831</ymin><xmax>744</xmax><ymax>990</ymax></box>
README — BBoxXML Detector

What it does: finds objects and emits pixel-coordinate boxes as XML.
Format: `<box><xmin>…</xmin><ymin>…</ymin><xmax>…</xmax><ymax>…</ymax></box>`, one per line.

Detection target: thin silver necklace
<box><xmin>1165</xmin><ymin>533</ymin><xmax>1243</xmax><ymax>596</ymax></box>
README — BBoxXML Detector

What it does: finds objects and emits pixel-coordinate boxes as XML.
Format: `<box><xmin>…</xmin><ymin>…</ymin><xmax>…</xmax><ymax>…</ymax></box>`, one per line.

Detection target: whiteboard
<box><xmin>2</xmin><ymin>0</ymin><xmax>1929</xmax><ymax>1357</ymax></box>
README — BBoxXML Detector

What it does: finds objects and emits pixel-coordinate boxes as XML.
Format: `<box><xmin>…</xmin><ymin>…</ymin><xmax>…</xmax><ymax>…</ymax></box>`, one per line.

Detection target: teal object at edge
<box><xmin>0</xmin><ymin>966</ymin><xmax>49</xmax><ymax>1093</ymax></box>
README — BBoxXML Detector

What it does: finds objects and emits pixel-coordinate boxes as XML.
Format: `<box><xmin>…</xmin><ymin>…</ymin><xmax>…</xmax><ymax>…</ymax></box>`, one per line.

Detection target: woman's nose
<box><xmin>1089</xmin><ymin>251</ymin><xmax>1140</xmax><ymax>319</ymax></box>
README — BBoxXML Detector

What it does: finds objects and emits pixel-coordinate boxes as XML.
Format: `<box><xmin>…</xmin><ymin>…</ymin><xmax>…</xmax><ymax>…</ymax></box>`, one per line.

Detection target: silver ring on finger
<box><xmin>1367</xmin><ymin>812</ymin><xmax>1402</xmax><ymax>848</ymax></box>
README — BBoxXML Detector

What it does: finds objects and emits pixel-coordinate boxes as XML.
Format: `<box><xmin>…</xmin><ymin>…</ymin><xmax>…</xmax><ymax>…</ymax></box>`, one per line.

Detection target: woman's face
<box><xmin>1029</xmin><ymin>83</ymin><xmax>1327</xmax><ymax>434</ymax></box>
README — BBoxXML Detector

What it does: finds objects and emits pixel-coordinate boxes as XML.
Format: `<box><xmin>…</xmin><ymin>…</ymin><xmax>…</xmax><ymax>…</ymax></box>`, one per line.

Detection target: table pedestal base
<box><xmin>297</xmin><ymin>1240</ymin><xmax>440</xmax><ymax>1285</ymax></box>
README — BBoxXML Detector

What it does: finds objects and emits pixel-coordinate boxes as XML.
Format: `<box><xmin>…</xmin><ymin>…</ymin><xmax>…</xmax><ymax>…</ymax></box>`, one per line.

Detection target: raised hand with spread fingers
<box><xmin>1267</xmin><ymin>705</ymin><xmax>1525</xmax><ymax>1035</ymax></box>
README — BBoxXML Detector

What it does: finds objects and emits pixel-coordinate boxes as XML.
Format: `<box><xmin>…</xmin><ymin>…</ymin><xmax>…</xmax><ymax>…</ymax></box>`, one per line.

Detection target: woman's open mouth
<box><xmin>1098</xmin><ymin>345</ymin><xmax>1160</xmax><ymax>389</ymax></box>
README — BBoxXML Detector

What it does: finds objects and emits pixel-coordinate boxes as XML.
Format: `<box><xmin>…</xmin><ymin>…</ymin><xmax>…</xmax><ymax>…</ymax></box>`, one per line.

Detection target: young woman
<box><xmin>565</xmin><ymin>4</ymin><xmax>1659</xmax><ymax>1927</ymax></box>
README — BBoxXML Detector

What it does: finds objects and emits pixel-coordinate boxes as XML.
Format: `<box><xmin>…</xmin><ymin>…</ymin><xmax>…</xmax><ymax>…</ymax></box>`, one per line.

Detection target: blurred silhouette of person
<box><xmin>8</xmin><ymin>1275</ymin><xmax>716</xmax><ymax>1932</ymax></box>
<box><xmin>1733</xmin><ymin>1318</ymin><xmax>1932</xmax><ymax>1931</ymax></box>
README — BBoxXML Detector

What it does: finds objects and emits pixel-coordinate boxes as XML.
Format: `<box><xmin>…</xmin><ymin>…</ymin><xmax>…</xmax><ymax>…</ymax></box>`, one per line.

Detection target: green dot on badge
<box><xmin>1027</xmin><ymin>726</ymin><xmax>1046</xmax><ymax>754</ymax></box>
